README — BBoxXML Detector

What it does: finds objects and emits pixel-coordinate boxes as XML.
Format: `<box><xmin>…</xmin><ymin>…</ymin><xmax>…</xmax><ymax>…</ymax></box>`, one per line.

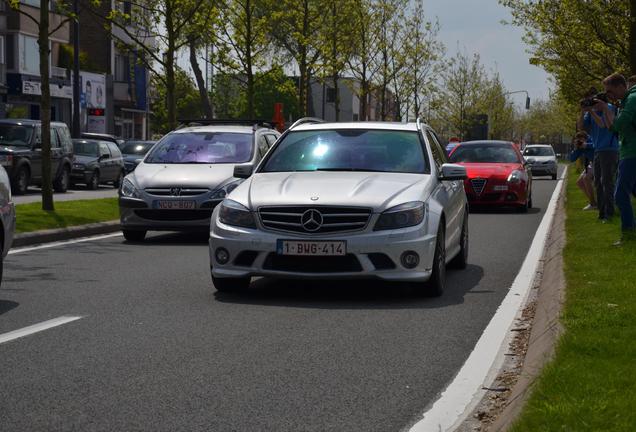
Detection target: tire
<box><xmin>423</xmin><ymin>223</ymin><xmax>446</xmax><ymax>297</ymax></box>
<box><xmin>551</xmin><ymin>173</ymin><xmax>557</xmax><ymax>180</ymax></box>
<box><xmin>53</xmin><ymin>165</ymin><xmax>70</xmax><ymax>193</ymax></box>
<box><xmin>12</xmin><ymin>166</ymin><xmax>30</xmax><ymax>195</ymax></box>
<box><xmin>87</xmin><ymin>170</ymin><xmax>100</xmax><ymax>190</ymax></box>
<box><xmin>528</xmin><ymin>191</ymin><xmax>533</xmax><ymax>209</ymax></box>
<box><xmin>123</xmin><ymin>229</ymin><xmax>146</xmax><ymax>242</ymax></box>
<box><xmin>212</xmin><ymin>275</ymin><xmax>251</xmax><ymax>293</ymax></box>
<box><xmin>113</xmin><ymin>171</ymin><xmax>125</xmax><ymax>189</ymax></box>
<box><xmin>450</xmin><ymin>211</ymin><xmax>468</xmax><ymax>270</ymax></box>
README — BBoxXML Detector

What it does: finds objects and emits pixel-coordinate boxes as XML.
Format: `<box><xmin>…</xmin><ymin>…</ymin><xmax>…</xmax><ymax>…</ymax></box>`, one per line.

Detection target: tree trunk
<box><xmin>189</xmin><ymin>36</ymin><xmax>213</xmax><ymax>119</ymax></box>
<box><xmin>165</xmin><ymin>2</ymin><xmax>177</xmax><ymax>130</ymax></box>
<box><xmin>333</xmin><ymin>74</ymin><xmax>339</xmax><ymax>121</ymax></box>
<box><xmin>39</xmin><ymin>0</ymin><xmax>53</xmax><ymax>211</ymax></box>
<box><xmin>631</xmin><ymin>0</ymin><xmax>636</xmax><ymax>74</ymax></box>
<box><xmin>245</xmin><ymin>0</ymin><xmax>254</xmax><ymax>119</ymax></box>
<box><xmin>299</xmin><ymin>51</ymin><xmax>307</xmax><ymax>116</ymax></box>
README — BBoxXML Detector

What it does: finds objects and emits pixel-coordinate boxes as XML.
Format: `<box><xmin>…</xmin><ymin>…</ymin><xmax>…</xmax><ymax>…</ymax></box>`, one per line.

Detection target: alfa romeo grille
<box><xmin>259</xmin><ymin>206</ymin><xmax>371</xmax><ymax>234</ymax></box>
<box><xmin>145</xmin><ymin>188</ymin><xmax>209</xmax><ymax>197</ymax></box>
<box><xmin>470</xmin><ymin>179</ymin><xmax>487</xmax><ymax>196</ymax></box>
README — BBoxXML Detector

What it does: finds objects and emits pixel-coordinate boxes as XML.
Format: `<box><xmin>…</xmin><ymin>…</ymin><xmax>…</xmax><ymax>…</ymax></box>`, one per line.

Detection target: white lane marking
<box><xmin>0</xmin><ymin>315</ymin><xmax>84</xmax><ymax>345</ymax></box>
<box><xmin>410</xmin><ymin>170</ymin><xmax>567</xmax><ymax>432</ymax></box>
<box><xmin>9</xmin><ymin>232</ymin><xmax>122</xmax><ymax>255</ymax></box>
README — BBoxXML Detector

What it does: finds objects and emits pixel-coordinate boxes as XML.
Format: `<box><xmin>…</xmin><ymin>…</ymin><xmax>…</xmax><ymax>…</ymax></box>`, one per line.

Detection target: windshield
<box><xmin>145</xmin><ymin>132</ymin><xmax>252</xmax><ymax>164</ymax></box>
<box><xmin>121</xmin><ymin>142</ymin><xmax>154</xmax><ymax>155</ymax></box>
<box><xmin>450</xmin><ymin>144</ymin><xmax>521</xmax><ymax>164</ymax></box>
<box><xmin>261</xmin><ymin>130</ymin><xmax>428</xmax><ymax>174</ymax></box>
<box><xmin>524</xmin><ymin>146</ymin><xmax>554</xmax><ymax>157</ymax></box>
<box><xmin>0</xmin><ymin>124</ymin><xmax>33</xmax><ymax>147</ymax></box>
<box><xmin>73</xmin><ymin>141</ymin><xmax>99</xmax><ymax>156</ymax></box>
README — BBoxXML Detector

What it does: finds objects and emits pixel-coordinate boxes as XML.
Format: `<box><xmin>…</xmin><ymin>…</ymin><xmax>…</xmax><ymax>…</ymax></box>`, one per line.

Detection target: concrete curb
<box><xmin>12</xmin><ymin>220</ymin><xmax>121</xmax><ymax>248</ymax></box>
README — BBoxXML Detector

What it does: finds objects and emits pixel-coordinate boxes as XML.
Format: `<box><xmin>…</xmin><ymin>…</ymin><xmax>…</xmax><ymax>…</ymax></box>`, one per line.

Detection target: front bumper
<box><xmin>209</xmin><ymin>216</ymin><xmax>437</xmax><ymax>282</ymax></box>
<box><xmin>71</xmin><ymin>168</ymin><xmax>92</xmax><ymax>183</ymax></box>
<box><xmin>465</xmin><ymin>180</ymin><xmax>528</xmax><ymax>206</ymax></box>
<box><xmin>529</xmin><ymin>163</ymin><xmax>557</xmax><ymax>175</ymax></box>
<box><xmin>119</xmin><ymin>197</ymin><xmax>221</xmax><ymax>231</ymax></box>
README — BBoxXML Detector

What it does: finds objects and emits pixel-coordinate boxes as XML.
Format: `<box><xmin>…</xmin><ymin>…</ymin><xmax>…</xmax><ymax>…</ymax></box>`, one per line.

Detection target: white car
<box><xmin>208</xmin><ymin>119</ymin><xmax>469</xmax><ymax>296</ymax></box>
<box><xmin>523</xmin><ymin>144</ymin><xmax>557</xmax><ymax>179</ymax></box>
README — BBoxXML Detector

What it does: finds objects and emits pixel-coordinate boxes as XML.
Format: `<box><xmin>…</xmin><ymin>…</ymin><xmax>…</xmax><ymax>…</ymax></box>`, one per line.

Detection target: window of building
<box><xmin>114</xmin><ymin>54</ymin><xmax>130</xmax><ymax>82</ymax></box>
<box><xmin>326</xmin><ymin>88</ymin><xmax>337</xmax><ymax>103</ymax></box>
<box><xmin>19</xmin><ymin>34</ymin><xmax>41</xmax><ymax>76</ymax></box>
<box><xmin>6</xmin><ymin>35</ymin><xmax>14</xmax><ymax>70</ymax></box>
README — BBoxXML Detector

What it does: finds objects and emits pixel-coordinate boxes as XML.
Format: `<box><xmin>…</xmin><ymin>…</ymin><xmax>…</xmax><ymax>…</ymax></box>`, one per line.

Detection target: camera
<box><xmin>580</xmin><ymin>92</ymin><xmax>609</xmax><ymax>107</ymax></box>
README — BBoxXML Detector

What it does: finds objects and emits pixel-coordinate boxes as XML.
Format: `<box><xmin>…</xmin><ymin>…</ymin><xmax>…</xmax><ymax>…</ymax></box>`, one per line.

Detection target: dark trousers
<box><xmin>615</xmin><ymin>157</ymin><xmax>636</xmax><ymax>231</ymax></box>
<box><xmin>593</xmin><ymin>151</ymin><xmax>618</xmax><ymax>219</ymax></box>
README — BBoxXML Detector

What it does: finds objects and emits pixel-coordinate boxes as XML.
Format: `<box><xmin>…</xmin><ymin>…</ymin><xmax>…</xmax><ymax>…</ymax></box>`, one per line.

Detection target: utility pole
<box><xmin>72</xmin><ymin>0</ymin><xmax>80</xmax><ymax>138</ymax></box>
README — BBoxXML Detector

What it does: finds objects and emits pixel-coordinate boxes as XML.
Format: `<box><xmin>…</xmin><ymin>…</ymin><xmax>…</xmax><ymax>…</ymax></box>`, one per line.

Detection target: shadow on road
<box><xmin>214</xmin><ymin>264</ymin><xmax>485</xmax><ymax>310</ymax></box>
<box><xmin>124</xmin><ymin>232</ymin><xmax>209</xmax><ymax>246</ymax></box>
<box><xmin>0</xmin><ymin>299</ymin><xmax>19</xmax><ymax>315</ymax></box>
<box><xmin>469</xmin><ymin>206</ymin><xmax>541</xmax><ymax>215</ymax></box>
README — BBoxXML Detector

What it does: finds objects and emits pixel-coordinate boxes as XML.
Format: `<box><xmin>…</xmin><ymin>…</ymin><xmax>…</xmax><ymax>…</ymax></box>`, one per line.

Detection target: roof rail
<box><xmin>288</xmin><ymin>117</ymin><xmax>325</xmax><ymax>130</ymax></box>
<box><xmin>177</xmin><ymin>119</ymin><xmax>273</xmax><ymax>130</ymax></box>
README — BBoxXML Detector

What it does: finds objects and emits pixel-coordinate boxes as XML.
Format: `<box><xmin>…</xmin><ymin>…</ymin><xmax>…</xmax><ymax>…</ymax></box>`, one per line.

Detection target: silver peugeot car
<box><xmin>119</xmin><ymin>122</ymin><xmax>280</xmax><ymax>241</ymax></box>
<box><xmin>209</xmin><ymin>119</ymin><xmax>469</xmax><ymax>296</ymax></box>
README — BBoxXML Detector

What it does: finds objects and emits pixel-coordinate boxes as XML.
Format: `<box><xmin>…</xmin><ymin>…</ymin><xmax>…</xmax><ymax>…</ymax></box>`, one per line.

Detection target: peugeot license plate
<box><xmin>277</xmin><ymin>240</ymin><xmax>347</xmax><ymax>256</ymax></box>
<box><xmin>154</xmin><ymin>200</ymin><xmax>196</xmax><ymax>210</ymax></box>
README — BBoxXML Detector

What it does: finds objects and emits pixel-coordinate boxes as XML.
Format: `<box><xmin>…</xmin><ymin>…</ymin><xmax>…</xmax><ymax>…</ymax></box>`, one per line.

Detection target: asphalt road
<box><xmin>0</xmin><ymin>170</ymin><xmax>562</xmax><ymax>432</ymax></box>
<box><xmin>13</xmin><ymin>186</ymin><xmax>118</xmax><ymax>205</ymax></box>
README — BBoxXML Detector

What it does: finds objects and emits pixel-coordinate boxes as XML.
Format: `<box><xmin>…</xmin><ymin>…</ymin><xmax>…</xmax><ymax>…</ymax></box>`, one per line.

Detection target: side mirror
<box><xmin>233</xmin><ymin>164</ymin><xmax>254</xmax><ymax>179</ymax></box>
<box><xmin>33</xmin><ymin>140</ymin><xmax>42</xmax><ymax>150</ymax></box>
<box><xmin>439</xmin><ymin>163</ymin><xmax>467</xmax><ymax>181</ymax></box>
<box><xmin>99</xmin><ymin>154</ymin><xmax>109</xmax><ymax>161</ymax></box>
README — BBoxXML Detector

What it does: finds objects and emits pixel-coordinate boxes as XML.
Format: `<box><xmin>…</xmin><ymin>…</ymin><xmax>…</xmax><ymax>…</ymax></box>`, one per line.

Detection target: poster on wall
<box><xmin>80</xmin><ymin>72</ymin><xmax>106</xmax><ymax>133</ymax></box>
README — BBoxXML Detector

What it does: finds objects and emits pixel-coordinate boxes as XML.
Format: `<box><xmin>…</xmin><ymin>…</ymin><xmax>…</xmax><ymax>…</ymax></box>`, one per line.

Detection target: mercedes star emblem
<box><xmin>301</xmin><ymin>209</ymin><xmax>323</xmax><ymax>232</ymax></box>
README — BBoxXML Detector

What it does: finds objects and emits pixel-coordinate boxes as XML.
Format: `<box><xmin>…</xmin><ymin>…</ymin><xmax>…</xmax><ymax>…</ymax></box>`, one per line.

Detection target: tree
<box><xmin>501</xmin><ymin>0</ymin><xmax>632</xmax><ymax>103</ymax></box>
<box><xmin>401</xmin><ymin>0</ymin><xmax>443</xmax><ymax>120</ymax></box>
<box><xmin>91</xmin><ymin>0</ymin><xmax>215</xmax><ymax>130</ymax></box>
<box><xmin>8</xmin><ymin>0</ymin><xmax>74</xmax><ymax>211</ymax></box>
<box><xmin>151</xmin><ymin>68</ymin><xmax>202</xmax><ymax>133</ymax></box>
<box><xmin>267</xmin><ymin>0</ymin><xmax>327</xmax><ymax>116</ymax></box>
<box><xmin>435</xmin><ymin>50</ymin><xmax>488</xmax><ymax>140</ymax></box>
<box><xmin>215</xmin><ymin>0</ymin><xmax>271</xmax><ymax>118</ymax></box>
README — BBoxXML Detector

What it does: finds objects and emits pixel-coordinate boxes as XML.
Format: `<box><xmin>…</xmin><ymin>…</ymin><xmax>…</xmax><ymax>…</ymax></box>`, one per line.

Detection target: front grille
<box><xmin>470</xmin><ymin>179</ymin><xmax>487</xmax><ymax>196</ymax></box>
<box><xmin>259</xmin><ymin>206</ymin><xmax>371</xmax><ymax>234</ymax></box>
<box><xmin>134</xmin><ymin>209</ymin><xmax>213</xmax><ymax>221</ymax></box>
<box><xmin>263</xmin><ymin>253</ymin><xmax>362</xmax><ymax>273</ymax></box>
<box><xmin>145</xmin><ymin>188</ymin><xmax>209</xmax><ymax>197</ymax></box>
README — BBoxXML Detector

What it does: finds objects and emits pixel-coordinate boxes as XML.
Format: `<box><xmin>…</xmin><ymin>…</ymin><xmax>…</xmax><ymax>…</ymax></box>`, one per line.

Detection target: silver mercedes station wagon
<box><xmin>209</xmin><ymin>119</ymin><xmax>469</xmax><ymax>296</ymax></box>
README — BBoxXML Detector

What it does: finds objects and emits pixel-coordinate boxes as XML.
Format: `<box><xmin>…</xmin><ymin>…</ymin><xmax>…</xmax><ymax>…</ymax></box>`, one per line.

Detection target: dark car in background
<box><xmin>71</xmin><ymin>139</ymin><xmax>126</xmax><ymax>189</ymax></box>
<box><xmin>0</xmin><ymin>119</ymin><xmax>73</xmax><ymax>194</ymax></box>
<box><xmin>80</xmin><ymin>133</ymin><xmax>125</xmax><ymax>148</ymax></box>
<box><xmin>120</xmin><ymin>140</ymin><xmax>155</xmax><ymax>173</ymax></box>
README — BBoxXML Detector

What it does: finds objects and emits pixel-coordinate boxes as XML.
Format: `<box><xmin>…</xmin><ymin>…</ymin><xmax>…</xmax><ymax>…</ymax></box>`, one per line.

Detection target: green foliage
<box><xmin>514</xmin><ymin>95</ymin><xmax>577</xmax><ymax>145</ymax></box>
<box><xmin>151</xmin><ymin>68</ymin><xmax>202</xmax><ymax>133</ymax></box>
<box><xmin>501</xmin><ymin>0</ymin><xmax>632</xmax><ymax>104</ymax></box>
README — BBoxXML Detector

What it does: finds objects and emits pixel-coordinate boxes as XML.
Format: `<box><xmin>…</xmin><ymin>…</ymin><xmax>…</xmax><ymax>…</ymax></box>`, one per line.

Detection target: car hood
<box><xmin>458</xmin><ymin>163</ymin><xmax>523</xmax><ymax>180</ymax></box>
<box><xmin>231</xmin><ymin>171</ymin><xmax>434</xmax><ymax>212</ymax></box>
<box><xmin>524</xmin><ymin>155</ymin><xmax>555</xmax><ymax>162</ymax></box>
<box><xmin>74</xmin><ymin>155</ymin><xmax>99</xmax><ymax>165</ymax></box>
<box><xmin>0</xmin><ymin>145</ymin><xmax>31</xmax><ymax>154</ymax></box>
<box><xmin>131</xmin><ymin>162</ymin><xmax>237</xmax><ymax>189</ymax></box>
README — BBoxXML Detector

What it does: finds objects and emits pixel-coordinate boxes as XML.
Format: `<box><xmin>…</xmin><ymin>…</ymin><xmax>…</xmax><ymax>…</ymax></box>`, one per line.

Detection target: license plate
<box><xmin>277</xmin><ymin>240</ymin><xmax>347</xmax><ymax>256</ymax></box>
<box><xmin>154</xmin><ymin>200</ymin><xmax>196</xmax><ymax>210</ymax></box>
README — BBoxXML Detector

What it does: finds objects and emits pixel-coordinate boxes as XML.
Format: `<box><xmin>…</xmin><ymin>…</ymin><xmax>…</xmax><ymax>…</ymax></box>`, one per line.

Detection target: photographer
<box><xmin>577</xmin><ymin>88</ymin><xmax>619</xmax><ymax>219</ymax></box>
<box><xmin>569</xmin><ymin>131</ymin><xmax>597</xmax><ymax>210</ymax></box>
<box><xmin>596</xmin><ymin>73</ymin><xmax>636</xmax><ymax>245</ymax></box>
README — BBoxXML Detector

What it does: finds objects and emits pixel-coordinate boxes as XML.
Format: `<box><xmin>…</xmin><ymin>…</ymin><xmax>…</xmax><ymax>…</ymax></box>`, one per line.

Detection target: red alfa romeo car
<box><xmin>449</xmin><ymin>140</ymin><xmax>532</xmax><ymax>211</ymax></box>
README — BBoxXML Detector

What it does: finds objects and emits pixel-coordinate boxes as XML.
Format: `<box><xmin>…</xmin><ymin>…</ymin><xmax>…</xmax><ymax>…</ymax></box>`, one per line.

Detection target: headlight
<box><xmin>507</xmin><ymin>170</ymin><xmax>525</xmax><ymax>183</ymax></box>
<box><xmin>120</xmin><ymin>177</ymin><xmax>140</xmax><ymax>198</ymax></box>
<box><xmin>73</xmin><ymin>162</ymin><xmax>85</xmax><ymax>169</ymax></box>
<box><xmin>219</xmin><ymin>199</ymin><xmax>256</xmax><ymax>228</ymax></box>
<box><xmin>374</xmin><ymin>201</ymin><xmax>425</xmax><ymax>231</ymax></box>
<box><xmin>0</xmin><ymin>155</ymin><xmax>13</xmax><ymax>167</ymax></box>
<box><xmin>210</xmin><ymin>180</ymin><xmax>243</xmax><ymax>200</ymax></box>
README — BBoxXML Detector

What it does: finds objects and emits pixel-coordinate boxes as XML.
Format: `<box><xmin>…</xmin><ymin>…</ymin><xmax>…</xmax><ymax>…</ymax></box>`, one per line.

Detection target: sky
<box><xmin>425</xmin><ymin>0</ymin><xmax>553</xmax><ymax>108</ymax></box>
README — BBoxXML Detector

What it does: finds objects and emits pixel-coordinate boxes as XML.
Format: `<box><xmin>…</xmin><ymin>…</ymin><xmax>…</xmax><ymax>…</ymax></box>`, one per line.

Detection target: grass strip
<box><xmin>511</xmin><ymin>167</ymin><xmax>636</xmax><ymax>431</ymax></box>
<box><xmin>15</xmin><ymin>198</ymin><xmax>119</xmax><ymax>233</ymax></box>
